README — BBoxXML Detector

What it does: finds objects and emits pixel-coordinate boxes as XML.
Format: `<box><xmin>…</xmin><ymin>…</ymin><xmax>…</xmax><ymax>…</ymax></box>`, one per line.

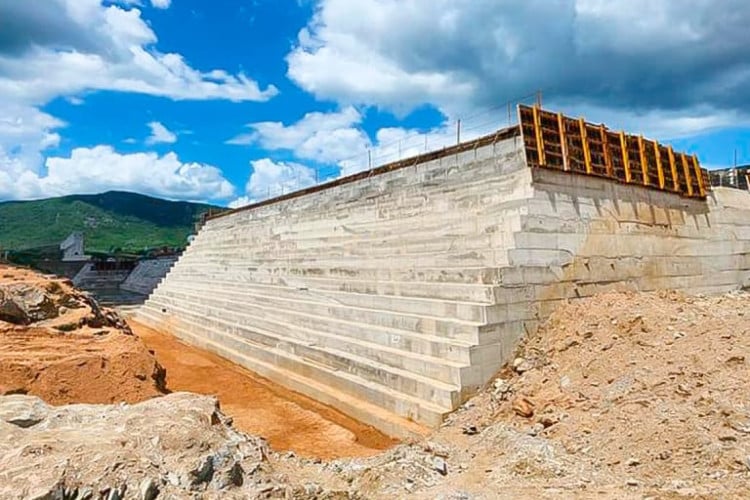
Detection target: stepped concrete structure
<box><xmin>133</xmin><ymin>106</ymin><xmax>750</xmax><ymax>438</ymax></box>
<box><xmin>72</xmin><ymin>263</ymin><xmax>132</xmax><ymax>291</ymax></box>
<box><xmin>120</xmin><ymin>257</ymin><xmax>178</xmax><ymax>296</ymax></box>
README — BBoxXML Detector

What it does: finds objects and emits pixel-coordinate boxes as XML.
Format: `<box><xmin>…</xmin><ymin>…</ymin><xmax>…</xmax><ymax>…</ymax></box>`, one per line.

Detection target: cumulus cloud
<box><xmin>229</xmin><ymin>158</ymin><xmax>317</xmax><ymax>207</ymax></box>
<box><xmin>0</xmin><ymin>103</ymin><xmax>65</xmax><ymax>177</ymax></box>
<box><xmin>0</xmin><ymin>0</ymin><xmax>275</xmax><ymax>202</ymax></box>
<box><xmin>288</xmin><ymin>0</ymin><xmax>750</xmax><ymax>134</ymax></box>
<box><xmin>146</xmin><ymin>121</ymin><xmax>177</xmax><ymax>145</ymax></box>
<box><xmin>150</xmin><ymin>0</ymin><xmax>171</xmax><ymax>8</ymax></box>
<box><xmin>228</xmin><ymin>103</ymin><xmax>506</xmax><ymax>179</ymax></box>
<box><xmin>227</xmin><ymin>105</ymin><xmax>501</xmax><ymax>184</ymax></box>
<box><xmin>227</xmin><ymin>107</ymin><xmax>370</xmax><ymax>164</ymax></box>
<box><xmin>227</xmin><ymin>195</ymin><xmax>253</xmax><ymax>209</ymax></box>
<box><xmin>0</xmin><ymin>146</ymin><xmax>235</xmax><ymax>201</ymax></box>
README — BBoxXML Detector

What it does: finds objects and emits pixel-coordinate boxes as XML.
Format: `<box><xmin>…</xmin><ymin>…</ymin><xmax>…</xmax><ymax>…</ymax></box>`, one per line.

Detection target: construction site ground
<box><xmin>3</xmin><ymin>263</ymin><xmax>750</xmax><ymax>498</ymax></box>
<box><xmin>0</xmin><ymin>265</ymin><xmax>166</xmax><ymax>405</ymax></box>
<box><xmin>130</xmin><ymin>320</ymin><xmax>395</xmax><ymax>459</ymax></box>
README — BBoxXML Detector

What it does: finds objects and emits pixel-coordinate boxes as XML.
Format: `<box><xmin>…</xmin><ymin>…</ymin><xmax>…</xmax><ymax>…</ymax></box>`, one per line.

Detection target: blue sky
<box><xmin>1</xmin><ymin>0</ymin><xmax>749</xmax><ymax>206</ymax></box>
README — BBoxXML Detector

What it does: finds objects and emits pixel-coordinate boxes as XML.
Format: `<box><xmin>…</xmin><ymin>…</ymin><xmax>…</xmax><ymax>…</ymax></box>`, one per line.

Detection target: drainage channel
<box><xmin>129</xmin><ymin>320</ymin><xmax>397</xmax><ymax>460</ymax></box>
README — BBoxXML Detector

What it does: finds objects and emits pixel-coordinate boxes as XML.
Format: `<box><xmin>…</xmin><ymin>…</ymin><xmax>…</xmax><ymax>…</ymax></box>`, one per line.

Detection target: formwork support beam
<box><xmin>532</xmin><ymin>105</ymin><xmax>546</xmax><ymax>166</ymax></box>
<box><xmin>638</xmin><ymin>135</ymin><xmax>650</xmax><ymax>186</ymax></box>
<box><xmin>668</xmin><ymin>146</ymin><xmax>680</xmax><ymax>192</ymax></box>
<box><xmin>680</xmin><ymin>153</ymin><xmax>694</xmax><ymax>197</ymax></box>
<box><xmin>692</xmin><ymin>155</ymin><xmax>705</xmax><ymax>197</ymax></box>
<box><xmin>653</xmin><ymin>140</ymin><xmax>666</xmax><ymax>189</ymax></box>
<box><xmin>558</xmin><ymin>113</ymin><xmax>570</xmax><ymax>171</ymax></box>
<box><xmin>600</xmin><ymin>126</ymin><xmax>614</xmax><ymax>177</ymax></box>
<box><xmin>620</xmin><ymin>132</ymin><xmax>632</xmax><ymax>183</ymax></box>
<box><xmin>579</xmin><ymin>118</ymin><xmax>592</xmax><ymax>174</ymax></box>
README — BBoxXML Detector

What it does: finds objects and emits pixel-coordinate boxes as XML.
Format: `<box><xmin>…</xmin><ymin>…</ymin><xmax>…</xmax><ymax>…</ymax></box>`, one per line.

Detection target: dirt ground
<box><xmin>131</xmin><ymin>320</ymin><xmax>396</xmax><ymax>460</ymax></box>
<box><xmin>128</xmin><ymin>288</ymin><xmax>750</xmax><ymax>497</ymax></box>
<box><xmin>392</xmin><ymin>289</ymin><xmax>750</xmax><ymax>498</ymax></box>
<box><xmin>5</xmin><ymin>262</ymin><xmax>750</xmax><ymax>497</ymax></box>
<box><xmin>0</xmin><ymin>265</ymin><xmax>165</xmax><ymax>404</ymax></box>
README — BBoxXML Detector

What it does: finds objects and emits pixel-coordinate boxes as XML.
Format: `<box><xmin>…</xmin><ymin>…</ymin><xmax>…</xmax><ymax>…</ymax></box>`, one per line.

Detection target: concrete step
<box><xmin>166</xmin><ymin>263</ymin><xmax>503</xmax><ymax>285</ymax></box>
<box><xmin>151</xmin><ymin>280</ymin><xmax>486</xmax><ymax>341</ymax></box>
<box><xmin>150</xmin><ymin>287</ymin><xmax>475</xmax><ymax>368</ymax></box>
<box><xmin>202</xmin><ymin>171</ymin><xmax>527</xmax><ymax>231</ymax></box>
<box><xmin>196</xmin><ymin>211</ymin><xmax>522</xmax><ymax>247</ymax></box>
<box><xmin>130</xmin><ymin>311</ymin><xmax>440</xmax><ymax>437</ymax></box>
<box><xmin>177</xmin><ymin>251</ymin><xmax>503</xmax><ymax>269</ymax></box>
<box><xmin>184</xmin><ymin>235</ymin><xmax>506</xmax><ymax>262</ymax></box>
<box><xmin>181</xmin><ymin>240</ymin><xmax>516</xmax><ymax>267</ymax></box>
<box><xmin>135</xmin><ymin>306</ymin><xmax>459</xmax><ymax>418</ymax></box>
<box><xmin>173</xmin><ymin>260</ymin><xmax>505</xmax><ymax>284</ymax></box>
<box><xmin>196</xmin><ymin>211</ymin><xmax>524</xmax><ymax>250</ymax></box>
<box><xmin>165</xmin><ymin>268</ymin><xmax>498</xmax><ymax>303</ymax></box>
<box><xmin>153</xmin><ymin>281</ymin><xmax>539</xmax><ymax>352</ymax></box>
<box><xmin>153</xmin><ymin>276</ymin><xmax>491</xmax><ymax>322</ymax></box>
<box><xmin>193</xmin><ymin>210</ymin><xmax>522</xmax><ymax>244</ymax></box>
<box><xmin>146</xmin><ymin>295</ymin><xmax>470</xmax><ymax>388</ymax></box>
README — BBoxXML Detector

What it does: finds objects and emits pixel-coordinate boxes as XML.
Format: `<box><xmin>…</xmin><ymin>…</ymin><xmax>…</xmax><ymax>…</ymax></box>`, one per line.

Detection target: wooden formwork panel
<box><xmin>519</xmin><ymin>105</ymin><xmax>709</xmax><ymax>199</ymax></box>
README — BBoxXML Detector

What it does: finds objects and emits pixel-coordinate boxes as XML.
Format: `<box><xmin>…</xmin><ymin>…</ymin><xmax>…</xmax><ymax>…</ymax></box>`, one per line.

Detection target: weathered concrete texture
<box><xmin>120</xmin><ymin>257</ymin><xmax>178</xmax><ymax>295</ymax></box>
<box><xmin>133</xmin><ymin>133</ymin><xmax>750</xmax><ymax>437</ymax></box>
<box><xmin>72</xmin><ymin>263</ymin><xmax>131</xmax><ymax>290</ymax></box>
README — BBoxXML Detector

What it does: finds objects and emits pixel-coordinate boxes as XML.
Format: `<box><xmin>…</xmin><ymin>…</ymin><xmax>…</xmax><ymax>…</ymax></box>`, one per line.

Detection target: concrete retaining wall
<box><xmin>133</xmin><ymin>131</ymin><xmax>750</xmax><ymax>438</ymax></box>
<box><xmin>120</xmin><ymin>257</ymin><xmax>178</xmax><ymax>295</ymax></box>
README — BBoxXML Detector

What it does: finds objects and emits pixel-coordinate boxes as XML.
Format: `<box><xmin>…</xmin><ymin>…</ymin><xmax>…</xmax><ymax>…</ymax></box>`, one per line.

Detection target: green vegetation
<box><xmin>0</xmin><ymin>191</ymin><xmax>221</xmax><ymax>254</ymax></box>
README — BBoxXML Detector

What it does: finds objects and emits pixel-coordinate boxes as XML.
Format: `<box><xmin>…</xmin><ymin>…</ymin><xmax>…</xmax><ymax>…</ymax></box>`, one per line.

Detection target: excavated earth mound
<box><xmin>401</xmin><ymin>290</ymin><xmax>750</xmax><ymax>498</ymax></box>
<box><xmin>0</xmin><ymin>265</ymin><xmax>165</xmax><ymax>403</ymax></box>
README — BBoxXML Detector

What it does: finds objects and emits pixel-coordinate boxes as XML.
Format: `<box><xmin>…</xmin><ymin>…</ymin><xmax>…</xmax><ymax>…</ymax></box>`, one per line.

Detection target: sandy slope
<box><xmin>0</xmin><ymin>264</ymin><xmax>165</xmax><ymax>404</ymax></box>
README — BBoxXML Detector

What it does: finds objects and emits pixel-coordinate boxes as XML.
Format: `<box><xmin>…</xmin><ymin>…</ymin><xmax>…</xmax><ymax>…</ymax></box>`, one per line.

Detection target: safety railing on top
<box><xmin>209</xmin><ymin>93</ymin><xmax>543</xmax><ymax>220</ymax></box>
<box><xmin>518</xmin><ymin>105</ymin><xmax>710</xmax><ymax>199</ymax></box>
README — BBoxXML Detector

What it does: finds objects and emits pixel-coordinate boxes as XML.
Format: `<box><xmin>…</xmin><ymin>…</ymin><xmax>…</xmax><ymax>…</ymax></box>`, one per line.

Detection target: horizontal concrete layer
<box><xmin>135</xmin><ymin>307</ymin><xmax>450</xmax><ymax>430</ymax></box>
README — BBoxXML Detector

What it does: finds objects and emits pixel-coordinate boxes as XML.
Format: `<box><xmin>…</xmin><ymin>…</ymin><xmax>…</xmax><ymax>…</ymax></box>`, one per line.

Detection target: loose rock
<box><xmin>512</xmin><ymin>397</ymin><xmax>535</xmax><ymax>418</ymax></box>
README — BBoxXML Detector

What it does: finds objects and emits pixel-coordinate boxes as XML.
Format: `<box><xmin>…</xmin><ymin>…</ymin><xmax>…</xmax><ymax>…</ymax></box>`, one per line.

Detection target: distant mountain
<box><xmin>0</xmin><ymin>191</ymin><xmax>221</xmax><ymax>253</ymax></box>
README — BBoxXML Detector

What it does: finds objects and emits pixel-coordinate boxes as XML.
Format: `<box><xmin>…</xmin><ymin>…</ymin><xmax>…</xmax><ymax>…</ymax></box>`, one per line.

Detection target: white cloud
<box><xmin>246</xmin><ymin>158</ymin><xmax>317</xmax><ymax>199</ymax></box>
<box><xmin>556</xmin><ymin>102</ymin><xmax>748</xmax><ymax>141</ymax></box>
<box><xmin>0</xmin><ymin>45</ymin><xmax>277</xmax><ymax>105</ymax></box>
<box><xmin>0</xmin><ymin>146</ymin><xmax>234</xmax><ymax>202</ymax></box>
<box><xmin>66</xmin><ymin>96</ymin><xmax>84</xmax><ymax>105</ymax></box>
<box><xmin>228</xmin><ymin>107</ymin><xmax>371</xmax><ymax>165</ymax></box>
<box><xmin>228</xmin><ymin>106</ymin><xmax>501</xmax><ymax>179</ymax></box>
<box><xmin>229</xmin><ymin>158</ymin><xmax>317</xmax><ymax>206</ymax></box>
<box><xmin>151</xmin><ymin>0</ymin><xmax>171</xmax><ymax>8</ymax></box>
<box><xmin>0</xmin><ymin>0</ymin><xmax>277</xmax><ymax>202</ymax></box>
<box><xmin>146</xmin><ymin>121</ymin><xmax>177</xmax><ymax>145</ymax></box>
<box><xmin>288</xmin><ymin>0</ymin><xmax>750</xmax><ymax>130</ymax></box>
<box><xmin>228</xmin><ymin>195</ymin><xmax>252</xmax><ymax>209</ymax></box>
<box><xmin>0</xmin><ymin>103</ymin><xmax>65</xmax><ymax>182</ymax></box>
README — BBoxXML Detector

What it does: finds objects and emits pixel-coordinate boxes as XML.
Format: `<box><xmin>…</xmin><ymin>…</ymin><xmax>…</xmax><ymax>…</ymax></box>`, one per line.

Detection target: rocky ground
<box><xmin>397</xmin><ymin>290</ymin><xmax>750</xmax><ymax>498</ymax></box>
<box><xmin>2</xmin><ymin>263</ymin><xmax>750</xmax><ymax>498</ymax></box>
<box><xmin>0</xmin><ymin>265</ymin><xmax>165</xmax><ymax>403</ymax></box>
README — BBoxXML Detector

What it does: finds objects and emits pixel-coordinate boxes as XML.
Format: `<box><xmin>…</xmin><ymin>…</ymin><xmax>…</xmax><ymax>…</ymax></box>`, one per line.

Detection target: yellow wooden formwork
<box><xmin>518</xmin><ymin>104</ymin><xmax>710</xmax><ymax>199</ymax></box>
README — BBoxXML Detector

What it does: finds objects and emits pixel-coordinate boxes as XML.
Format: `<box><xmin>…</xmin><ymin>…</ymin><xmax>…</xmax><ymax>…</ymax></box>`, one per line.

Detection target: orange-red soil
<box><xmin>132</xmin><ymin>320</ymin><xmax>397</xmax><ymax>460</ymax></box>
<box><xmin>0</xmin><ymin>265</ymin><xmax>165</xmax><ymax>404</ymax></box>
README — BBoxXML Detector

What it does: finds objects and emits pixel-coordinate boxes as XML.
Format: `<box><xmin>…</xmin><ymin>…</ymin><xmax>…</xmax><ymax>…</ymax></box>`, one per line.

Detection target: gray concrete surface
<box><xmin>132</xmin><ymin>133</ymin><xmax>750</xmax><ymax>438</ymax></box>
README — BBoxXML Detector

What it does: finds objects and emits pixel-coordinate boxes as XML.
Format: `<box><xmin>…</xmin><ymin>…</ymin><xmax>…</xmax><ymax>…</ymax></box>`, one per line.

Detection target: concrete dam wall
<box><xmin>134</xmin><ymin>107</ymin><xmax>750</xmax><ymax>437</ymax></box>
<box><xmin>120</xmin><ymin>257</ymin><xmax>178</xmax><ymax>296</ymax></box>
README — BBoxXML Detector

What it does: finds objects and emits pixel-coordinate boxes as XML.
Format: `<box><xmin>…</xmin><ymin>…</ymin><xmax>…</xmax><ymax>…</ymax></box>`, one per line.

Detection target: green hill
<box><xmin>0</xmin><ymin>191</ymin><xmax>221</xmax><ymax>254</ymax></box>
